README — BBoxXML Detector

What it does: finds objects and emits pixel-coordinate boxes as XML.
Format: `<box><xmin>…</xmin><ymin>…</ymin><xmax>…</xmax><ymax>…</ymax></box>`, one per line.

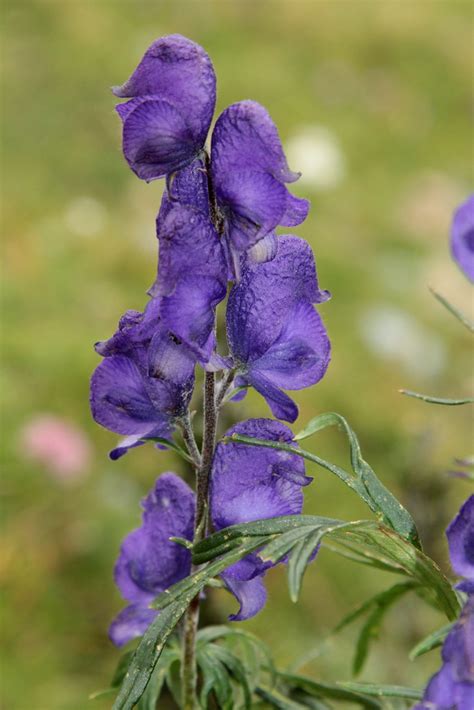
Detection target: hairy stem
<box><xmin>178</xmin><ymin>412</ymin><xmax>202</xmax><ymax>469</ymax></box>
<box><xmin>181</xmin><ymin>153</ymin><xmax>221</xmax><ymax>709</ymax></box>
<box><xmin>181</xmin><ymin>373</ymin><xmax>217</xmax><ymax>709</ymax></box>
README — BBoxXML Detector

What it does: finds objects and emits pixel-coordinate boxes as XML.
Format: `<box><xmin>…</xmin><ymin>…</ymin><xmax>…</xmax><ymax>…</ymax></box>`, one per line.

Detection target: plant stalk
<box><xmin>181</xmin><ymin>371</ymin><xmax>217</xmax><ymax>709</ymax></box>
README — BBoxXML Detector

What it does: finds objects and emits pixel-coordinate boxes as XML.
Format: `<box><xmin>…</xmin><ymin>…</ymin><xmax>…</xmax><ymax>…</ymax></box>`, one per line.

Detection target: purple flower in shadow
<box><xmin>451</xmin><ymin>195</ymin><xmax>474</xmax><ymax>282</ymax></box>
<box><xmin>113</xmin><ymin>35</ymin><xmax>216</xmax><ymax>181</ymax></box>
<box><xmin>210</xmin><ymin>419</ymin><xmax>313</xmax><ymax>621</ymax></box>
<box><xmin>211</xmin><ymin>101</ymin><xmax>309</xmax><ymax>275</ymax></box>
<box><xmin>90</xmin><ymin>298</ymin><xmax>195</xmax><ymax>459</ymax></box>
<box><xmin>148</xmin><ymin>158</ymin><xmax>228</xmax><ymax>368</ymax></box>
<box><xmin>109</xmin><ymin>473</ymin><xmax>195</xmax><ymax>646</ymax></box>
<box><xmin>226</xmin><ymin>235</ymin><xmax>331</xmax><ymax>422</ymax></box>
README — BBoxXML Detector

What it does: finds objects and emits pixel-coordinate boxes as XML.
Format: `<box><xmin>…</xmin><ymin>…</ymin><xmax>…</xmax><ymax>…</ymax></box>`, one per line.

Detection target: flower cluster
<box><xmin>90</xmin><ymin>34</ymin><xmax>331</xmax><ymax>645</ymax></box>
<box><xmin>414</xmin><ymin>495</ymin><xmax>474</xmax><ymax>710</ymax></box>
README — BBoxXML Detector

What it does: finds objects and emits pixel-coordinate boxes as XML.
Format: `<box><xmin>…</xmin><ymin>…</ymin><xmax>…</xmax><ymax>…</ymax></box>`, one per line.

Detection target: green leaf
<box><xmin>113</xmin><ymin>537</ymin><xmax>272</xmax><ymax>708</ymax></box>
<box><xmin>144</xmin><ymin>436</ymin><xmax>195</xmax><ymax>463</ymax></box>
<box><xmin>336</xmin><ymin>682</ymin><xmax>422</xmax><ymax>701</ymax></box>
<box><xmin>137</xmin><ymin>647</ymin><xmax>178</xmax><ymax>710</ymax></box>
<box><xmin>275</xmin><ymin>673</ymin><xmax>382</xmax><ymax>709</ymax></box>
<box><xmin>193</xmin><ymin>515</ymin><xmax>459</xmax><ymax>621</ymax></box>
<box><xmin>197</xmin><ymin>646</ymin><xmax>233</xmax><ymax>709</ymax></box>
<box><xmin>208</xmin><ymin>644</ymin><xmax>252</xmax><ymax>709</ymax></box>
<box><xmin>293</xmin><ymin>412</ymin><xmax>420</xmax><ymax>547</ymax></box>
<box><xmin>287</xmin><ymin>529</ymin><xmax>325</xmax><ymax>603</ymax></box>
<box><xmin>224</xmin><ymin>412</ymin><xmax>420</xmax><ymax>548</ymax></box>
<box><xmin>399</xmin><ymin>390</ymin><xmax>474</xmax><ymax>406</ymax></box>
<box><xmin>429</xmin><ymin>286</ymin><xmax>474</xmax><ymax>333</ymax></box>
<box><xmin>256</xmin><ymin>685</ymin><xmax>310</xmax><ymax>709</ymax></box>
<box><xmin>409</xmin><ymin>622</ymin><xmax>454</xmax><ymax>660</ymax></box>
<box><xmin>327</xmin><ymin>522</ymin><xmax>460</xmax><ymax>621</ymax></box>
<box><xmin>334</xmin><ymin>582</ymin><xmax>416</xmax><ymax>675</ymax></box>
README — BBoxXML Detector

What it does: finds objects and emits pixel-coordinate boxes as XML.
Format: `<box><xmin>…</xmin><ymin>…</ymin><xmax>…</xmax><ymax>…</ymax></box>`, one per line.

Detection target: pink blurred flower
<box><xmin>19</xmin><ymin>415</ymin><xmax>92</xmax><ymax>483</ymax></box>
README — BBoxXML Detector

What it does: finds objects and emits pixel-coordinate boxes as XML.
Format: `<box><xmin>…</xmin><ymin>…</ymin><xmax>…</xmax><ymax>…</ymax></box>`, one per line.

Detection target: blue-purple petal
<box><xmin>109</xmin><ymin>604</ymin><xmax>158</xmax><ymax>648</ymax></box>
<box><xmin>451</xmin><ymin>195</ymin><xmax>474</xmax><ymax>282</ymax></box>
<box><xmin>121</xmin><ymin>98</ymin><xmax>199</xmax><ymax>181</ymax></box>
<box><xmin>113</xmin><ymin>34</ymin><xmax>216</xmax><ymax>148</ymax></box>
<box><xmin>222</xmin><ymin>573</ymin><xmax>267</xmax><ymax>622</ymax></box>
<box><xmin>447</xmin><ymin>495</ymin><xmax>474</xmax><ymax>584</ymax></box>
<box><xmin>114</xmin><ymin>473</ymin><xmax>195</xmax><ymax>604</ymax></box>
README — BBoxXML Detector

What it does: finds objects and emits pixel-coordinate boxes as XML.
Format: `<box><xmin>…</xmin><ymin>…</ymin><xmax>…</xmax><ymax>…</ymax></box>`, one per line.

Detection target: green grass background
<box><xmin>2</xmin><ymin>1</ymin><xmax>473</xmax><ymax>708</ymax></box>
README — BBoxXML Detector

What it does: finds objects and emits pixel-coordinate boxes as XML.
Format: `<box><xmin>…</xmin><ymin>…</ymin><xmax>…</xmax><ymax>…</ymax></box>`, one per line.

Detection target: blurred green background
<box><xmin>2</xmin><ymin>1</ymin><xmax>473</xmax><ymax>708</ymax></box>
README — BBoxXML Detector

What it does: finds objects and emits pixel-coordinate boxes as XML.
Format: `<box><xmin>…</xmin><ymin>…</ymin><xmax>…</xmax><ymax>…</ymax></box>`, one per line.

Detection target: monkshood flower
<box><xmin>451</xmin><ymin>195</ymin><xmax>474</xmax><ymax>282</ymax></box>
<box><xmin>90</xmin><ymin>298</ymin><xmax>195</xmax><ymax>459</ymax></box>
<box><xmin>210</xmin><ymin>419</ymin><xmax>313</xmax><ymax>620</ymax></box>
<box><xmin>447</xmin><ymin>495</ymin><xmax>474</xmax><ymax>595</ymax></box>
<box><xmin>113</xmin><ymin>34</ymin><xmax>216</xmax><ymax>181</ymax></box>
<box><xmin>414</xmin><ymin>495</ymin><xmax>474</xmax><ymax>710</ymax></box>
<box><xmin>148</xmin><ymin>159</ymin><xmax>228</xmax><ymax>367</ymax></box>
<box><xmin>226</xmin><ymin>235</ymin><xmax>331</xmax><ymax>422</ymax></box>
<box><xmin>110</xmin><ymin>473</ymin><xmax>195</xmax><ymax>646</ymax></box>
<box><xmin>211</xmin><ymin>101</ymin><xmax>310</xmax><ymax>273</ymax></box>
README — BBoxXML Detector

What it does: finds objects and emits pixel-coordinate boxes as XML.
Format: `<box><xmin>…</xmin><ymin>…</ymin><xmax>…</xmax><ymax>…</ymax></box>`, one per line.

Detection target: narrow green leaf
<box><xmin>276</xmin><ymin>672</ymin><xmax>381</xmax><ymax>709</ymax></box>
<box><xmin>137</xmin><ymin>648</ymin><xmax>178</xmax><ymax>710</ymax></box>
<box><xmin>256</xmin><ymin>685</ymin><xmax>310</xmax><ymax>709</ymax></box>
<box><xmin>353</xmin><ymin>588</ymin><xmax>414</xmax><ymax>675</ymax></box>
<box><xmin>198</xmin><ymin>646</ymin><xmax>233</xmax><ymax>709</ymax></box>
<box><xmin>112</xmin><ymin>601</ymin><xmax>189</xmax><ymax>710</ymax></box>
<box><xmin>293</xmin><ymin>412</ymin><xmax>420</xmax><ymax>547</ymax></box>
<box><xmin>327</xmin><ymin>523</ymin><xmax>460</xmax><ymax>621</ymax></box>
<box><xmin>168</xmin><ymin>536</ymin><xmax>193</xmax><ymax>550</ymax></box>
<box><xmin>225</xmin><ymin>416</ymin><xmax>420</xmax><ymax>548</ymax></box>
<box><xmin>287</xmin><ymin>530</ymin><xmax>322</xmax><ymax>603</ymax></box>
<box><xmin>409</xmin><ymin>622</ymin><xmax>454</xmax><ymax>660</ymax></box>
<box><xmin>399</xmin><ymin>390</ymin><xmax>474</xmax><ymax>406</ymax></box>
<box><xmin>429</xmin><ymin>286</ymin><xmax>474</xmax><ymax>332</ymax></box>
<box><xmin>336</xmin><ymin>681</ymin><xmax>422</xmax><ymax>701</ymax></box>
<box><xmin>208</xmin><ymin>644</ymin><xmax>252</xmax><ymax>709</ymax></box>
<box><xmin>260</xmin><ymin>527</ymin><xmax>316</xmax><ymax>565</ymax></box>
<box><xmin>335</xmin><ymin>581</ymin><xmax>416</xmax><ymax>634</ymax></box>
<box><xmin>193</xmin><ymin>515</ymin><xmax>336</xmax><ymax>557</ymax></box>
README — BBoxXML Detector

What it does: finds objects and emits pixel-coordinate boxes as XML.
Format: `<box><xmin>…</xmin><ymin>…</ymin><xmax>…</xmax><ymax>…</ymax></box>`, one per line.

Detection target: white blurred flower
<box><xmin>359</xmin><ymin>305</ymin><xmax>446</xmax><ymax>378</ymax></box>
<box><xmin>285</xmin><ymin>125</ymin><xmax>346</xmax><ymax>190</ymax></box>
<box><xmin>64</xmin><ymin>196</ymin><xmax>107</xmax><ymax>237</ymax></box>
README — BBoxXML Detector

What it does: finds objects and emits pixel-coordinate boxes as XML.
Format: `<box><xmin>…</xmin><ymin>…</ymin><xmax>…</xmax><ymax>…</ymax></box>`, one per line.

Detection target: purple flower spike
<box><xmin>210</xmin><ymin>419</ymin><xmax>312</xmax><ymax>620</ymax></box>
<box><xmin>451</xmin><ymin>195</ymin><xmax>474</xmax><ymax>282</ymax></box>
<box><xmin>149</xmin><ymin>164</ymin><xmax>227</xmax><ymax>366</ymax></box>
<box><xmin>90</xmin><ymin>299</ymin><xmax>195</xmax><ymax>459</ymax></box>
<box><xmin>447</xmin><ymin>495</ymin><xmax>474</xmax><ymax>594</ymax></box>
<box><xmin>226</xmin><ymin>235</ymin><xmax>331</xmax><ymax>422</ymax></box>
<box><xmin>110</xmin><ymin>473</ymin><xmax>195</xmax><ymax>646</ymax></box>
<box><xmin>113</xmin><ymin>35</ymin><xmax>216</xmax><ymax>181</ymax></box>
<box><xmin>211</xmin><ymin>101</ymin><xmax>309</xmax><ymax>270</ymax></box>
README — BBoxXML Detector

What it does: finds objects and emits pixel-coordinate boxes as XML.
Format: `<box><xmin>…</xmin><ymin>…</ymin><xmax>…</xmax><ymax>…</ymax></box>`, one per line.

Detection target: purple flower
<box><xmin>148</xmin><ymin>159</ymin><xmax>228</xmax><ymax>367</ymax></box>
<box><xmin>110</xmin><ymin>473</ymin><xmax>195</xmax><ymax>646</ymax></box>
<box><xmin>451</xmin><ymin>195</ymin><xmax>474</xmax><ymax>282</ymax></box>
<box><xmin>226</xmin><ymin>235</ymin><xmax>331</xmax><ymax>422</ymax></box>
<box><xmin>413</xmin><ymin>597</ymin><xmax>474</xmax><ymax>710</ymax></box>
<box><xmin>90</xmin><ymin>298</ymin><xmax>195</xmax><ymax>459</ymax></box>
<box><xmin>415</xmin><ymin>496</ymin><xmax>474</xmax><ymax>709</ymax></box>
<box><xmin>211</xmin><ymin>101</ymin><xmax>309</xmax><ymax>273</ymax></box>
<box><xmin>210</xmin><ymin>419</ymin><xmax>312</xmax><ymax>620</ymax></box>
<box><xmin>447</xmin><ymin>495</ymin><xmax>474</xmax><ymax>595</ymax></box>
<box><xmin>113</xmin><ymin>35</ymin><xmax>216</xmax><ymax>181</ymax></box>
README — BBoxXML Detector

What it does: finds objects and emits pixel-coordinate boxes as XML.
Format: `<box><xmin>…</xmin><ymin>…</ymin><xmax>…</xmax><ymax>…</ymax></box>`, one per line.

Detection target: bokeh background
<box><xmin>2</xmin><ymin>1</ymin><xmax>473</xmax><ymax>708</ymax></box>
